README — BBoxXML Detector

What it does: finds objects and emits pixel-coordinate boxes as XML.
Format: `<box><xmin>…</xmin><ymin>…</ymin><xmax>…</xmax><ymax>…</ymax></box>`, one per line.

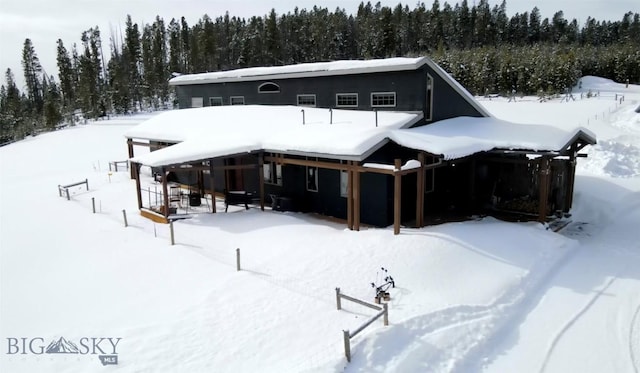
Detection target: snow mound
<box><xmin>575</xmin><ymin>76</ymin><xmax>640</xmax><ymax>94</ymax></box>
<box><xmin>582</xmin><ymin>139</ymin><xmax>640</xmax><ymax>177</ymax></box>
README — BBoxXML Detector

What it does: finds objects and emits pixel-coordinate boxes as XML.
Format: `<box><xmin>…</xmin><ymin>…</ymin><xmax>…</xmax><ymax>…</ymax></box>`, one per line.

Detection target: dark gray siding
<box><xmin>173</xmin><ymin>64</ymin><xmax>485</xmax><ymax>125</ymax></box>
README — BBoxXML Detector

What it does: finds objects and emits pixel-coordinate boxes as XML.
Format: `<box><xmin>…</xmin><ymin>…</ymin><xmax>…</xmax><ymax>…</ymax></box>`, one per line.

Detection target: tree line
<box><xmin>1</xmin><ymin>0</ymin><xmax>639</xmax><ymax>144</ymax></box>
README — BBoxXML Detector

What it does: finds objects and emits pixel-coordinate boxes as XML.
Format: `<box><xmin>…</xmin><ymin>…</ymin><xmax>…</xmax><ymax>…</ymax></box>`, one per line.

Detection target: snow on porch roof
<box><xmin>169</xmin><ymin>57</ymin><xmax>428</xmax><ymax>85</ymax></box>
<box><xmin>389</xmin><ymin>116</ymin><xmax>597</xmax><ymax>160</ymax></box>
<box><xmin>125</xmin><ymin>105</ymin><xmax>421</xmax><ymax>167</ymax></box>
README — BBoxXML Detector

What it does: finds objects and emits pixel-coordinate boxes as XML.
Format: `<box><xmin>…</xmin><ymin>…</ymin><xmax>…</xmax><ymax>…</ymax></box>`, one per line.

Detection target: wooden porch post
<box><xmin>394</xmin><ymin>159</ymin><xmax>402</xmax><ymax>235</ymax></box>
<box><xmin>258</xmin><ymin>153</ymin><xmax>265</xmax><ymax>211</ymax></box>
<box><xmin>353</xmin><ymin>162</ymin><xmax>361</xmax><ymax>231</ymax></box>
<box><xmin>538</xmin><ymin>157</ymin><xmax>551</xmax><ymax>223</ymax></box>
<box><xmin>565</xmin><ymin>145</ymin><xmax>577</xmax><ymax>212</ymax></box>
<box><xmin>133</xmin><ymin>162</ymin><xmax>143</xmax><ymax>209</ymax></box>
<box><xmin>209</xmin><ymin>160</ymin><xmax>216</xmax><ymax>213</ymax></box>
<box><xmin>347</xmin><ymin>162</ymin><xmax>354</xmax><ymax>230</ymax></box>
<box><xmin>416</xmin><ymin>153</ymin><xmax>425</xmax><ymax>228</ymax></box>
<box><xmin>162</xmin><ymin>168</ymin><xmax>170</xmax><ymax>218</ymax></box>
<box><xmin>127</xmin><ymin>139</ymin><xmax>135</xmax><ymax>179</ymax></box>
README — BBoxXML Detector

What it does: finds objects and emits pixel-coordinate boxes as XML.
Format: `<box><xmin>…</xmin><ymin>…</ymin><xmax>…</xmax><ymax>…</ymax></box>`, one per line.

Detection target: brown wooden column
<box><xmin>127</xmin><ymin>139</ymin><xmax>135</xmax><ymax>179</ymax></box>
<box><xmin>353</xmin><ymin>162</ymin><xmax>361</xmax><ymax>231</ymax></box>
<box><xmin>347</xmin><ymin>162</ymin><xmax>354</xmax><ymax>230</ymax></box>
<box><xmin>209</xmin><ymin>160</ymin><xmax>216</xmax><ymax>213</ymax></box>
<box><xmin>538</xmin><ymin>157</ymin><xmax>551</xmax><ymax>223</ymax></box>
<box><xmin>133</xmin><ymin>163</ymin><xmax>143</xmax><ymax>209</ymax></box>
<box><xmin>394</xmin><ymin>159</ymin><xmax>402</xmax><ymax>235</ymax></box>
<box><xmin>162</xmin><ymin>168</ymin><xmax>170</xmax><ymax>218</ymax></box>
<box><xmin>258</xmin><ymin>153</ymin><xmax>265</xmax><ymax>211</ymax></box>
<box><xmin>565</xmin><ymin>145</ymin><xmax>577</xmax><ymax>212</ymax></box>
<box><xmin>416</xmin><ymin>153</ymin><xmax>425</xmax><ymax>228</ymax></box>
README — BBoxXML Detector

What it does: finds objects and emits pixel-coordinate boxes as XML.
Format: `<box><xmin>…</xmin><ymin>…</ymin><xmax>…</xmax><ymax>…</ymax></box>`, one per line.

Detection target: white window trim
<box><xmin>371</xmin><ymin>92</ymin><xmax>396</xmax><ymax>108</ymax></box>
<box><xmin>258</xmin><ymin>82</ymin><xmax>280</xmax><ymax>94</ymax></box>
<box><xmin>426</xmin><ymin>73</ymin><xmax>434</xmax><ymax>121</ymax></box>
<box><xmin>336</xmin><ymin>93</ymin><xmax>358</xmax><ymax>108</ymax></box>
<box><xmin>209</xmin><ymin>96</ymin><xmax>223</xmax><ymax>106</ymax></box>
<box><xmin>297</xmin><ymin>94</ymin><xmax>316</xmax><ymax>107</ymax></box>
<box><xmin>230</xmin><ymin>96</ymin><xmax>245</xmax><ymax>105</ymax></box>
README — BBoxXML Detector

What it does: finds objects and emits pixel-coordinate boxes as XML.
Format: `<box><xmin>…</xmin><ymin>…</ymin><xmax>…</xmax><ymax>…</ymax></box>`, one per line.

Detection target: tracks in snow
<box><xmin>630</xmin><ymin>303</ymin><xmax>640</xmax><ymax>373</ymax></box>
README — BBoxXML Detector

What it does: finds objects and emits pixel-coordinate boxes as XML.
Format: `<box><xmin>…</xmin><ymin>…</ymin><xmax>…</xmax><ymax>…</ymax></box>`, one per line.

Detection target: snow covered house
<box><xmin>125</xmin><ymin>57</ymin><xmax>596</xmax><ymax>232</ymax></box>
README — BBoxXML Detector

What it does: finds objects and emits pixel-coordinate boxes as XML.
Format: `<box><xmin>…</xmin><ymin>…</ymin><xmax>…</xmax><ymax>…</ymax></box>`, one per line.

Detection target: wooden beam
<box><xmin>347</xmin><ymin>163</ymin><xmax>353</xmax><ymax>230</ymax></box>
<box><xmin>565</xmin><ymin>145</ymin><xmax>577</xmax><ymax>212</ymax></box>
<box><xmin>258</xmin><ymin>153</ymin><xmax>265</xmax><ymax>211</ymax></box>
<box><xmin>166</xmin><ymin>163</ymin><xmax>259</xmax><ymax>173</ymax></box>
<box><xmin>127</xmin><ymin>139</ymin><xmax>135</xmax><ymax>179</ymax></box>
<box><xmin>416</xmin><ymin>153</ymin><xmax>425</xmax><ymax>228</ymax></box>
<box><xmin>265</xmin><ymin>155</ymin><xmax>354</xmax><ymax>172</ymax></box>
<box><xmin>394</xmin><ymin>159</ymin><xmax>402</xmax><ymax>235</ymax></box>
<box><xmin>134</xmin><ymin>163</ymin><xmax>143</xmax><ymax>209</ymax></box>
<box><xmin>129</xmin><ymin>140</ymin><xmax>152</xmax><ymax>147</ymax></box>
<box><xmin>162</xmin><ymin>168</ymin><xmax>170</xmax><ymax>218</ymax></box>
<box><xmin>209</xmin><ymin>160</ymin><xmax>216</xmax><ymax>213</ymax></box>
<box><xmin>538</xmin><ymin>157</ymin><xmax>551</xmax><ymax>223</ymax></box>
<box><xmin>353</xmin><ymin>162</ymin><xmax>361</xmax><ymax>231</ymax></box>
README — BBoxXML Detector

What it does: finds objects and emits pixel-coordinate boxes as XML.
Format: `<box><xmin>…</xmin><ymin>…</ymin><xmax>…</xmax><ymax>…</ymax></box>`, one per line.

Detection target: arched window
<box><xmin>258</xmin><ymin>82</ymin><xmax>280</xmax><ymax>93</ymax></box>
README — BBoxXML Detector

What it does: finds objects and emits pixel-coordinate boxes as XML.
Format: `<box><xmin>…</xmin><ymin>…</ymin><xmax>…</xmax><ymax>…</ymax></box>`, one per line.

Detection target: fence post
<box><xmin>343</xmin><ymin>330</ymin><xmax>351</xmax><ymax>362</ymax></box>
<box><xmin>383</xmin><ymin>303</ymin><xmax>389</xmax><ymax>326</ymax></box>
<box><xmin>236</xmin><ymin>248</ymin><xmax>241</xmax><ymax>271</ymax></box>
<box><xmin>58</xmin><ymin>185</ymin><xmax>62</xmax><ymax>197</ymax></box>
<box><xmin>170</xmin><ymin>220</ymin><xmax>175</xmax><ymax>245</ymax></box>
<box><xmin>65</xmin><ymin>188</ymin><xmax>70</xmax><ymax>201</ymax></box>
<box><xmin>92</xmin><ymin>198</ymin><xmax>96</xmax><ymax>213</ymax></box>
<box><xmin>336</xmin><ymin>288</ymin><xmax>342</xmax><ymax>310</ymax></box>
<box><xmin>122</xmin><ymin>209</ymin><xmax>128</xmax><ymax>227</ymax></box>
<box><xmin>85</xmin><ymin>178</ymin><xmax>89</xmax><ymax>190</ymax></box>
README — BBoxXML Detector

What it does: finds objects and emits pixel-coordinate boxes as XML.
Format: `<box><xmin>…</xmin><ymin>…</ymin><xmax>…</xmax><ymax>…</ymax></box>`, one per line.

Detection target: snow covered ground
<box><xmin>1</xmin><ymin>76</ymin><xmax>639</xmax><ymax>372</ymax></box>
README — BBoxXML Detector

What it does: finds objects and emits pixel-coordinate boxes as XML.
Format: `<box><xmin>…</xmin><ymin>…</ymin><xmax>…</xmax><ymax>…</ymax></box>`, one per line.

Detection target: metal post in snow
<box><xmin>343</xmin><ymin>330</ymin><xmax>351</xmax><ymax>362</ymax></box>
<box><xmin>301</xmin><ymin>109</ymin><xmax>305</xmax><ymax>125</ymax></box>
<box><xmin>336</xmin><ymin>287</ymin><xmax>342</xmax><ymax>310</ymax></box>
<box><xmin>383</xmin><ymin>303</ymin><xmax>389</xmax><ymax>326</ymax></box>
<box><xmin>236</xmin><ymin>248</ymin><xmax>241</xmax><ymax>271</ymax></box>
<box><xmin>329</xmin><ymin>108</ymin><xmax>333</xmax><ymax>124</ymax></box>
<box><xmin>169</xmin><ymin>220</ymin><xmax>175</xmax><ymax>245</ymax></box>
<box><xmin>65</xmin><ymin>188</ymin><xmax>70</xmax><ymax>201</ymax></box>
<box><xmin>92</xmin><ymin>198</ymin><xmax>96</xmax><ymax>213</ymax></box>
<box><xmin>85</xmin><ymin>178</ymin><xmax>89</xmax><ymax>190</ymax></box>
<box><xmin>122</xmin><ymin>209</ymin><xmax>128</xmax><ymax>227</ymax></box>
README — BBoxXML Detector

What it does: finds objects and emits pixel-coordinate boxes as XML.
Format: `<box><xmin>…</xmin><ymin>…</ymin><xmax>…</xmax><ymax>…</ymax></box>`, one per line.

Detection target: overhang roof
<box><xmin>125</xmin><ymin>106</ymin><xmax>596</xmax><ymax>168</ymax></box>
<box><xmin>125</xmin><ymin>105</ymin><xmax>421</xmax><ymax>167</ymax></box>
<box><xmin>389</xmin><ymin>116</ymin><xmax>597</xmax><ymax>160</ymax></box>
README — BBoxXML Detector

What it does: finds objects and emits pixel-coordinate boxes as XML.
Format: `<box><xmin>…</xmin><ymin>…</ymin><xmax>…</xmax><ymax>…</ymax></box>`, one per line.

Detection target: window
<box><xmin>263</xmin><ymin>162</ymin><xmax>282</xmax><ymax>185</ymax></box>
<box><xmin>297</xmin><ymin>94</ymin><xmax>316</xmax><ymax>107</ymax></box>
<box><xmin>426</xmin><ymin>74</ymin><xmax>433</xmax><ymax>121</ymax></box>
<box><xmin>209</xmin><ymin>97</ymin><xmax>223</xmax><ymax>106</ymax></box>
<box><xmin>336</xmin><ymin>93</ymin><xmax>358</xmax><ymax>108</ymax></box>
<box><xmin>230</xmin><ymin>96</ymin><xmax>245</xmax><ymax>105</ymax></box>
<box><xmin>340</xmin><ymin>170</ymin><xmax>348</xmax><ymax>197</ymax></box>
<box><xmin>258</xmin><ymin>82</ymin><xmax>280</xmax><ymax>93</ymax></box>
<box><xmin>191</xmin><ymin>97</ymin><xmax>204</xmax><ymax>108</ymax></box>
<box><xmin>306</xmin><ymin>161</ymin><xmax>318</xmax><ymax>192</ymax></box>
<box><xmin>371</xmin><ymin>92</ymin><xmax>396</xmax><ymax>107</ymax></box>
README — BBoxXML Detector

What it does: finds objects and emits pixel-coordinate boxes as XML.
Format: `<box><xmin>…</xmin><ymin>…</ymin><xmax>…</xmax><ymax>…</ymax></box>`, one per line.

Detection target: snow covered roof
<box><xmin>125</xmin><ymin>106</ymin><xmax>595</xmax><ymax>167</ymax></box>
<box><xmin>169</xmin><ymin>57</ymin><xmax>428</xmax><ymax>85</ymax></box>
<box><xmin>125</xmin><ymin>105</ymin><xmax>421</xmax><ymax>167</ymax></box>
<box><xmin>389</xmin><ymin>116</ymin><xmax>597</xmax><ymax>160</ymax></box>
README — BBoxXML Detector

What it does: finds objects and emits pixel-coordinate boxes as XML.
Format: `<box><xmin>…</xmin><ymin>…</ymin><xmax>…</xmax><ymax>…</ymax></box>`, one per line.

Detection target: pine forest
<box><xmin>1</xmin><ymin>0</ymin><xmax>639</xmax><ymax>144</ymax></box>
